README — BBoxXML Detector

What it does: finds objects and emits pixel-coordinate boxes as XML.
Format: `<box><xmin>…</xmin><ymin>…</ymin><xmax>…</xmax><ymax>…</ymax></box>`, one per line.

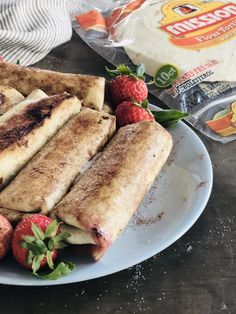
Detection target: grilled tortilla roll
<box><xmin>0</xmin><ymin>85</ymin><xmax>25</xmax><ymax>115</ymax></box>
<box><xmin>0</xmin><ymin>61</ymin><xmax>105</xmax><ymax>111</ymax></box>
<box><xmin>54</xmin><ymin>121</ymin><xmax>173</xmax><ymax>260</ymax></box>
<box><xmin>0</xmin><ymin>108</ymin><xmax>115</xmax><ymax>214</ymax></box>
<box><xmin>0</xmin><ymin>91</ymin><xmax>81</xmax><ymax>189</ymax></box>
<box><xmin>0</xmin><ymin>208</ymin><xmax>29</xmax><ymax>225</ymax></box>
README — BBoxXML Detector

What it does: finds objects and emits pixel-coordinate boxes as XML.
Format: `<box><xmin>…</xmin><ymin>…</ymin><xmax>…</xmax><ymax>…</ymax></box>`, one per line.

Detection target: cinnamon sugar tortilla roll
<box><xmin>0</xmin><ymin>61</ymin><xmax>105</xmax><ymax>111</ymax></box>
<box><xmin>54</xmin><ymin>121</ymin><xmax>173</xmax><ymax>260</ymax></box>
<box><xmin>0</xmin><ymin>85</ymin><xmax>25</xmax><ymax>115</ymax></box>
<box><xmin>0</xmin><ymin>108</ymin><xmax>115</xmax><ymax>214</ymax></box>
<box><xmin>0</xmin><ymin>90</ymin><xmax>81</xmax><ymax>189</ymax></box>
<box><xmin>0</xmin><ymin>207</ymin><xmax>30</xmax><ymax>225</ymax></box>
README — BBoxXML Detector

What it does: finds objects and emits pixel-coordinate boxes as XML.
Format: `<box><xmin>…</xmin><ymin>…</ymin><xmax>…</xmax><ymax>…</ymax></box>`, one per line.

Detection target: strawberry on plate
<box><xmin>115</xmin><ymin>99</ymin><xmax>189</xmax><ymax>128</ymax></box>
<box><xmin>0</xmin><ymin>214</ymin><xmax>13</xmax><ymax>260</ymax></box>
<box><xmin>12</xmin><ymin>214</ymin><xmax>75</xmax><ymax>279</ymax></box>
<box><xmin>107</xmin><ymin>63</ymin><xmax>188</xmax><ymax>128</ymax></box>
<box><xmin>107</xmin><ymin>64</ymin><xmax>148</xmax><ymax>106</ymax></box>
<box><xmin>115</xmin><ymin>100</ymin><xmax>154</xmax><ymax>127</ymax></box>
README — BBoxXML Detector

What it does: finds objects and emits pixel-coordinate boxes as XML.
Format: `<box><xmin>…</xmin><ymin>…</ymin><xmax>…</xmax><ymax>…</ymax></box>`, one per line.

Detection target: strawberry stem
<box><xmin>21</xmin><ymin>220</ymin><xmax>71</xmax><ymax>273</ymax></box>
<box><xmin>106</xmin><ymin>63</ymin><xmax>145</xmax><ymax>80</ymax></box>
<box><xmin>34</xmin><ymin>261</ymin><xmax>76</xmax><ymax>280</ymax></box>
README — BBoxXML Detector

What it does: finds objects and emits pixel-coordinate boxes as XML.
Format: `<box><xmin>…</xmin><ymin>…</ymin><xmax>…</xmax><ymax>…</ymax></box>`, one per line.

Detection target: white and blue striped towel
<box><xmin>0</xmin><ymin>0</ymin><xmax>80</xmax><ymax>65</ymax></box>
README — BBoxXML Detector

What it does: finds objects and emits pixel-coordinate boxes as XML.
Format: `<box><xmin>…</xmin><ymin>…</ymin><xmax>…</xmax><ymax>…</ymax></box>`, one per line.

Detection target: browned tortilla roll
<box><xmin>0</xmin><ymin>91</ymin><xmax>81</xmax><ymax>189</ymax></box>
<box><xmin>0</xmin><ymin>207</ymin><xmax>29</xmax><ymax>225</ymax></box>
<box><xmin>0</xmin><ymin>61</ymin><xmax>105</xmax><ymax>111</ymax></box>
<box><xmin>0</xmin><ymin>108</ymin><xmax>115</xmax><ymax>214</ymax></box>
<box><xmin>54</xmin><ymin>121</ymin><xmax>173</xmax><ymax>260</ymax></box>
<box><xmin>0</xmin><ymin>85</ymin><xmax>25</xmax><ymax>115</ymax></box>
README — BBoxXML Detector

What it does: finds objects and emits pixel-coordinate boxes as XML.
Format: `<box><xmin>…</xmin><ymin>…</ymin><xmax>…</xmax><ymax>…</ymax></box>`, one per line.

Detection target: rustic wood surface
<box><xmin>0</xmin><ymin>33</ymin><xmax>235</xmax><ymax>314</ymax></box>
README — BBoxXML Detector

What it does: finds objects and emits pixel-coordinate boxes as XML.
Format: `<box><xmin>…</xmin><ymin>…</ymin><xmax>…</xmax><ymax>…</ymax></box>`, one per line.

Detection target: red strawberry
<box><xmin>0</xmin><ymin>215</ymin><xmax>13</xmax><ymax>259</ymax></box>
<box><xmin>110</xmin><ymin>76</ymin><xmax>148</xmax><ymax>105</ymax></box>
<box><xmin>107</xmin><ymin>64</ymin><xmax>148</xmax><ymax>106</ymax></box>
<box><xmin>115</xmin><ymin>100</ymin><xmax>154</xmax><ymax>127</ymax></box>
<box><xmin>12</xmin><ymin>214</ymin><xmax>69</xmax><ymax>274</ymax></box>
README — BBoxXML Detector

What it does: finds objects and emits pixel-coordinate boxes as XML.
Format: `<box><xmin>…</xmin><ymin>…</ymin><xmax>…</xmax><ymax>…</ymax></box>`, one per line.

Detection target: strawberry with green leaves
<box><xmin>12</xmin><ymin>214</ymin><xmax>75</xmax><ymax>279</ymax></box>
<box><xmin>115</xmin><ymin>99</ymin><xmax>188</xmax><ymax>128</ymax></box>
<box><xmin>107</xmin><ymin>64</ymin><xmax>148</xmax><ymax>106</ymax></box>
<box><xmin>115</xmin><ymin>100</ymin><xmax>154</xmax><ymax>127</ymax></box>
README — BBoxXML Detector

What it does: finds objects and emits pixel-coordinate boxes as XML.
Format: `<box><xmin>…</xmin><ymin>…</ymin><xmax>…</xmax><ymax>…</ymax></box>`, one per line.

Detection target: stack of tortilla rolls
<box><xmin>0</xmin><ymin>89</ymin><xmax>81</xmax><ymax>189</ymax></box>
<box><xmin>0</xmin><ymin>61</ymin><xmax>173</xmax><ymax>261</ymax></box>
<box><xmin>0</xmin><ymin>108</ymin><xmax>115</xmax><ymax>214</ymax></box>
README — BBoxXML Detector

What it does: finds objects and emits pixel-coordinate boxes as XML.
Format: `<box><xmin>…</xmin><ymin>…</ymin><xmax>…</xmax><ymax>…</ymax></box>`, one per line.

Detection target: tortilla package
<box><xmin>73</xmin><ymin>0</ymin><xmax>236</xmax><ymax>143</ymax></box>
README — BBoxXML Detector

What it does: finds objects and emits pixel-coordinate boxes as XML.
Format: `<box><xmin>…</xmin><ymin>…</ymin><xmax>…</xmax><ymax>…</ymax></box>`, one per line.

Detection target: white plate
<box><xmin>0</xmin><ymin>104</ymin><xmax>213</xmax><ymax>286</ymax></box>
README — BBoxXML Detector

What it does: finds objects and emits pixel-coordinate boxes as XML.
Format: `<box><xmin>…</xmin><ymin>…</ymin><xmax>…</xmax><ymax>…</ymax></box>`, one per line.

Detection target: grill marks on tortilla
<box><xmin>0</xmin><ymin>93</ymin><xmax>73</xmax><ymax>151</ymax></box>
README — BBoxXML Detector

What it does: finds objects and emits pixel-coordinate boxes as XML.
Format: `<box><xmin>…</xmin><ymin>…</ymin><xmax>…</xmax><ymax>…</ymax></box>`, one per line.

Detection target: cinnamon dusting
<box><xmin>135</xmin><ymin>211</ymin><xmax>164</xmax><ymax>226</ymax></box>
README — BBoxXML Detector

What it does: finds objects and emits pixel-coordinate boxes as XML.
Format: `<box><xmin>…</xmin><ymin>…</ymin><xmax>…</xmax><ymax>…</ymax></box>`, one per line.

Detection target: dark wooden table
<box><xmin>0</xmin><ymin>33</ymin><xmax>235</xmax><ymax>314</ymax></box>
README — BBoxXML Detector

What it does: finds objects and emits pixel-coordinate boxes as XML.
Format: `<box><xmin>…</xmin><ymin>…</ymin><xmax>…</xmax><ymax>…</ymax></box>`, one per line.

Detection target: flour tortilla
<box><xmin>0</xmin><ymin>85</ymin><xmax>25</xmax><ymax>115</ymax></box>
<box><xmin>117</xmin><ymin>0</ymin><xmax>236</xmax><ymax>81</ymax></box>
<box><xmin>0</xmin><ymin>61</ymin><xmax>105</xmax><ymax>110</ymax></box>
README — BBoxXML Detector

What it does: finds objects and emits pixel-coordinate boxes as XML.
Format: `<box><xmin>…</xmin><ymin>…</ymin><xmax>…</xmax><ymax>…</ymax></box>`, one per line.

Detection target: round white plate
<box><xmin>0</xmin><ymin>104</ymin><xmax>213</xmax><ymax>286</ymax></box>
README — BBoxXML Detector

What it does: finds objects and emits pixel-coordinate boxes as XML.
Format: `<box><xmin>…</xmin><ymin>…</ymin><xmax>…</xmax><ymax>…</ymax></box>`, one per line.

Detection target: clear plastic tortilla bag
<box><xmin>72</xmin><ymin>0</ymin><xmax>236</xmax><ymax>143</ymax></box>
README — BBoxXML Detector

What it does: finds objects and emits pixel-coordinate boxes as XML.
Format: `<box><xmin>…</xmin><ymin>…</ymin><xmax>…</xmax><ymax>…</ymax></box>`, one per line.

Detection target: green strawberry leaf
<box><xmin>32</xmin><ymin>254</ymin><xmax>45</xmax><ymax>274</ymax></box>
<box><xmin>45</xmin><ymin>220</ymin><xmax>58</xmax><ymax>238</ymax></box>
<box><xmin>21</xmin><ymin>239</ymin><xmax>47</xmax><ymax>255</ymax></box>
<box><xmin>106</xmin><ymin>64</ymin><xmax>145</xmax><ymax>80</ymax></box>
<box><xmin>141</xmin><ymin>99</ymin><xmax>149</xmax><ymax>109</ymax></box>
<box><xmin>31</xmin><ymin>223</ymin><xmax>45</xmax><ymax>241</ymax></box>
<box><xmin>22</xmin><ymin>235</ymin><xmax>35</xmax><ymax>244</ymax></box>
<box><xmin>20</xmin><ymin>218</ymin><xmax>73</xmax><ymax>278</ymax></box>
<box><xmin>21</xmin><ymin>241</ymin><xmax>30</xmax><ymax>250</ymax></box>
<box><xmin>106</xmin><ymin>64</ymin><xmax>131</xmax><ymax>77</ymax></box>
<box><xmin>105</xmin><ymin>67</ymin><xmax>121</xmax><ymax>78</ymax></box>
<box><xmin>152</xmin><ymin>109</ymin><xmax>188</xmax><ymax>128</ymax></box>
<box><xmin>47</xmin><ymin>238</ymin><xmax>54</xmax><ymax>251</ymax></box>
<box><xmin>27</xmin><ymin>250</ymin><xmax>34</xmax><ymax>265</ymax></box>
<box><xmin>30</xmin><ymin>240</ymin><xmax>48</xmax><ymax>255</ymax></box>
<box><xmin>116</xmin><ymin>64</ymin><xmax>131</xmax><ymax>75</ymax></box>
<box><xmin>34</xmin><ymin>261</ymin><xmax>76</xmax><ymax>280</ymax></box>
<box><xmin>46</xmin><ymin>251</ymin><xmax>54</xmax><ymax>270</ymax></box>
<box><xmin>53</xmin><ymin>232</ymin><xmax>71</xmax><ymax>249</ymax></box>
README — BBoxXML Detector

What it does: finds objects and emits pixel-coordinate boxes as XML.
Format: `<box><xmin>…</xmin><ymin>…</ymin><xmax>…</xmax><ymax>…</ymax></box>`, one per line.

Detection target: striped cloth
<box><xmin>0</xmin><ymin>0</ymin><xmax>80</xmax><ymax>65</ymax></box>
